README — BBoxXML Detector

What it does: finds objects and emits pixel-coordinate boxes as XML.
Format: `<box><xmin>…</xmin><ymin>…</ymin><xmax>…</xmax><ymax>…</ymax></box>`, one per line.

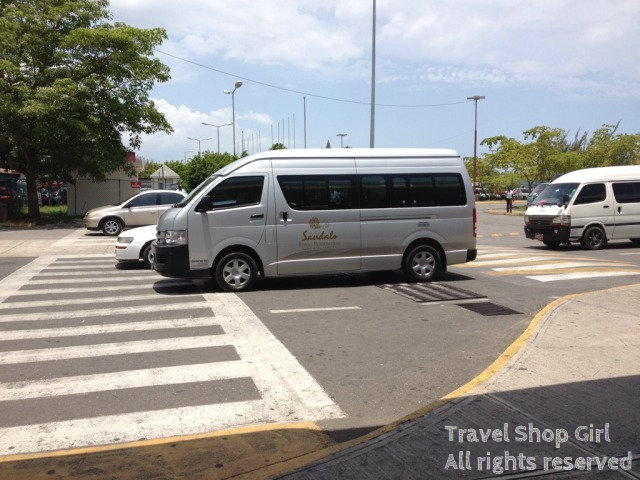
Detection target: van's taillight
<box><xmin>473</xmin><ymin>207</ymin><xmax>477</xmax><ymax>237</ymax></box>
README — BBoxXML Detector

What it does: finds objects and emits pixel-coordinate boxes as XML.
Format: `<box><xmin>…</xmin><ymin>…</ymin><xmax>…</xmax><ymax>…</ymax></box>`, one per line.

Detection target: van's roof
<box><xmin>552</xmin><ymin>165</ymin><xmax>640</xmax><ymax>183</ymax></box>
<box><xmin>216</xmin><ymin>148</ymin><xmax>460</xmax><ymax>176</ymax></box>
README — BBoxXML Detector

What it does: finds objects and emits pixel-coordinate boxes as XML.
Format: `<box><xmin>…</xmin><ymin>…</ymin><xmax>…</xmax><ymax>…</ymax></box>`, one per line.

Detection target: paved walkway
<box><xmin>274</xmin><ymin>285</ymin><xmax>640</xmax><ymax>479</ymax></box>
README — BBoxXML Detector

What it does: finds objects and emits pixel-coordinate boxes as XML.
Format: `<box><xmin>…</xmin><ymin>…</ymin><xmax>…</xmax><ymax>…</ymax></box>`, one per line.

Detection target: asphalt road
<box><xmin>1</xmin><ymin>210</ymin><xmax>640</xmax><ymax>455</ymax></box>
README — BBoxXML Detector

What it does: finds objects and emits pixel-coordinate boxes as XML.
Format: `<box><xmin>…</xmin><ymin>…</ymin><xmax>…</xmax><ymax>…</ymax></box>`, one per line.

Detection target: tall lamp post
<box><xmin>467</xmin><ymin>95</ymin><xmax>485</xmax><ymax>195</ymax></box>
<box><xmin>223</xmin><ymin>81</ymin><xmax>243</xmax><ymax>156</ymax></box>
<box><xmin>337</xmin><ymin>133</ymin><xmax>347</xmax><ymax>148</ymax></box>
<box><xmin>183</xmin><ymin>150</ymin><xmax>194</xmax><ymax>162</ymax></box>
<box><xmin>187</xmin><ymin>136</ymin><xmax>211</xmax><ymax>157</ymax></box>
<box><xmin>202</xmin><ymin>122</ymin><xmax>233</xmax><ymax>153</ymax></box>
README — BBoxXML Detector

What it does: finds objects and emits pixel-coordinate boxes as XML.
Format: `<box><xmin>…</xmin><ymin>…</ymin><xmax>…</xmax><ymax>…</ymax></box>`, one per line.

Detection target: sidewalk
<box><xmin>273</xmin><ymin>285</ymin><xmax>640</xmax><ymax>479</ymax></box>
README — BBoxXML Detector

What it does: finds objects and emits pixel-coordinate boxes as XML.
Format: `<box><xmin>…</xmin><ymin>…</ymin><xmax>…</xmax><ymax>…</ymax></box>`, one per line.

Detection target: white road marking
<box><xmin>269</xmin><ymin>306</ymin><xmax>361</xmax><ymax>314</ymax></box>
<box><xmin>0</xmin><ymin>400</ymin><xmax>304</xmax><ymax>455</ymax></box>
<box><xmin>24</xmin><ymin>274</ymin><xmax>159</xmax><ymax>285</ymax></box>
<box><xmin>4</xmin><ymin>281</ymin><xmax>192</xmax><ymax>297</ymax></box>
<box><xmin>0</xmin><ymin>335</ymin><xmax>226</xmax><ymax>364</ymax></box>
<box><xmin>457</xmin><ymin>256</ymin><xmax>559</xmax><ymax>267</ymax></box>
<box><xmin>0</xmin><ymin>292</ymin><xmax>191</xmax><ymax>310</ymax></box>
<box><xmin>526</xmin><ymin>271</ymin><xmax>640</xmax><ymax>282</ymax></box>
<box><xmin>203</xmin><ymin>292</ymin><xmax>345</xmax><ymax>418</ymax></box>
<box><xmin>0</xmin><ymin>361</ymin><xmax>248</xmax><ymax>401</ymax></box>
<box><xmin>0</xmin><ymin>317</ymin><xmax>218</xmax><ymax>340</ymax></box>
<box><xmin>0</xmin><ymin>255</ymin><xmax>345</xmax><ymax>456</ymax></box>
<box><xmin>0</xmin><ymin>302</ymin><xmax>210</xmax><ymax>323</ymax></box>
<box><xmin>491</xmin><ymin>262</ymin><xmax>631</xmax><ymax>272</ymax></box>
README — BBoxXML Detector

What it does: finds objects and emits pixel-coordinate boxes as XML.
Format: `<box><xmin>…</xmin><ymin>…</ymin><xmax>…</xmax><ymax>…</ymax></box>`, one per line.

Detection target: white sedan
<box><xmin>115</xmin><ymin>225</ymin><xmax>157</xmax><ymax>268</ymax></box>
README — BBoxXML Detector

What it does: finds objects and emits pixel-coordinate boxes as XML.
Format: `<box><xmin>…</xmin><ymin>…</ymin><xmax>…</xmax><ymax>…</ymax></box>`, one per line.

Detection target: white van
<box><xmin>152</xmin><ymin>148</ymin><xmax>477</xmax><ymax>291</ymax></box>
<box><xmin>524</xmin><ymin>165</ymin><xmax>640</xmax><ymax>249</ymax></box>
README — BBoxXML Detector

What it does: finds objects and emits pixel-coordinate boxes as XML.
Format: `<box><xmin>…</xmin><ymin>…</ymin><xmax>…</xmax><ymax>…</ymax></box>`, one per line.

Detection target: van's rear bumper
<box><xmin>151</xmin><ymin>243</ymin><xmax>210</xmax><ymax>278</ymax></box>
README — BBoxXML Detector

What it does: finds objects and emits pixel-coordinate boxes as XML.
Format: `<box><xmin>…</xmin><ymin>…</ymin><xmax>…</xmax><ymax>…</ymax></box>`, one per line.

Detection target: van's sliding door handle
<box><xmin>281</xmin><ymin>211</ymin><xmax>289</xmax><ymax>222</ymax></box>
<box><xmin>250</xmin><ymin>213</ymin><xmax>264</xmax><ymax>220</ymax></box>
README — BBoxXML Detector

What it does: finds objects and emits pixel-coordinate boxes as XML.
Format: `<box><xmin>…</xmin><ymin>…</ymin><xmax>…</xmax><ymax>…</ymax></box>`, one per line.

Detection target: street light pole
<box><xmin>369</xmin><ymin>0</ymin><xmax>376</xmax><ymax>148</ymax></box>
<box><xmin>183</xmin><ymin>150</ymin><xmax>194</xmax><ymax>162</ymax></box>
<box><xmin>467</xmin><ymin>95</ymin><xmax>485</xmax><ymax>195</ymax></box>
<box><xmin>202</xmin><ymin>122</ymin><xmax>233</xmax><ymax>153</ymax></box>
<box><xmin>337</xmin><ymin>133</ymin><xmax>347</xmax><ymax>148</ymax></box>
<box><xmin>186</xmin><ymin>136</ymin><xmax>212</xmax><ymax>157</ymax></box>
<box><xmin>223</xmin><ymin>81</ymin><xmax>243</xmax><ymax>156</ymax></box>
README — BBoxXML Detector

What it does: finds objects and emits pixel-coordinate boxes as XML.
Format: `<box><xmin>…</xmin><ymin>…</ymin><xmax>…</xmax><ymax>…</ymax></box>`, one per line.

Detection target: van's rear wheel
<box><xmin>404</xmin><ymin>245</ymin><xmax>440</xmax><ymax>282</ymax></box>
<box><xmin>214</xmin><ymin>252</ymin><xmax>258</xmax><ymax>292</ymax></box>
<box><xmin>580</xmin><ymin>226</ymin><xmax>606</xmax><ymax>250</ymax></box>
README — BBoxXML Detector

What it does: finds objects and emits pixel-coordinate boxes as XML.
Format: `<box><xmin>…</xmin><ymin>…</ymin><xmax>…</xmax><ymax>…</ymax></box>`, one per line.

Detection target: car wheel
<box><xmin>580</xmin><ymin>226</ymin><xmax>606</xmax><ymax>250</ymax></box>
<box><xmin>141</xmin><ymin>243</ymin><xmax>153</xmax><ymax>269</ymax></box>
<box><xmin>214</xmin><ymin>252</ymin><xmax>258</xmax><ymax>292</ymax></box>
<box><xmin>404</xmin><ymin>245</ymin><xmax>440</xmax><ymax>282</ymax></box>
<box><xmin>101</xmin><ymin>218</ymin><xmax>123</xmax><ymax>236</ymax></box>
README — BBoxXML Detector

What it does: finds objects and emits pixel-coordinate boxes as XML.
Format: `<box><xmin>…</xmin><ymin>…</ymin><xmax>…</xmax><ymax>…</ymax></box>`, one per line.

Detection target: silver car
<box><xmin>84</xmin><ymin>190</ymin><xmax>186</xmax><ymax>236</ymax></box>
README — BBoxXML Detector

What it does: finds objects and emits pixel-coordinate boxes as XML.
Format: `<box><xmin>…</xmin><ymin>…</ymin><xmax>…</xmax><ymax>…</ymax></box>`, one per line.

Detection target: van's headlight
<box><xmin>156</xmin><ymin>230</ymin><xmax>188</xmax><ymax>245</ymax></box>
<box><xmin>117</xmin><ymin>236</ymin><xmax>134</xmax><ymax>244</ymax></box>
<box><xmin>551</xmin><ymin>215</ymin><xmax>570</xmax><ymax>227</ymax></box>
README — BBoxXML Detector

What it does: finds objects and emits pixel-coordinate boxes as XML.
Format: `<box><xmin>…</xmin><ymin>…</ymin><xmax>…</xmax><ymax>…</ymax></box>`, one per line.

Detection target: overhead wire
<box><xmin>154</xmin><ymin>49</ymin><xmax>468</xmax><ymax>109</ymax></box>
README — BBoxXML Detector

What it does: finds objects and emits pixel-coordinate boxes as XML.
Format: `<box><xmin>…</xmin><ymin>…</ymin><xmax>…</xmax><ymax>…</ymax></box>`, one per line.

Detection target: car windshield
<box><xmin>175</xmin><ymin>174</ymin><xmax>220</xmax><ymax>207</ymax></box>
<box><xmin>533</xmin><ymin>183</ymin><xmax>579</xmax><ymax>206</ymax></box>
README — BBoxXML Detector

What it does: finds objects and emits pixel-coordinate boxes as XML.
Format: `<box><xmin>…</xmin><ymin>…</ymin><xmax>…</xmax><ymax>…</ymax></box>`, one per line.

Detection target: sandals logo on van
<box><xmin>300</xmin><ymin>217</ymin><xmax>338</xmax><ymax>246</ymax></box>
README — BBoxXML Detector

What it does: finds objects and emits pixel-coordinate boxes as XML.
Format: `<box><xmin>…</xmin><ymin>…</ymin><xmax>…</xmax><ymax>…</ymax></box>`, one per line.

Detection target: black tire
<box><xmin>404</xmin><ymin>245</ymin><xmax>440</xmax><ymax>282</ymax></box>
<box><xmin>580</xmin><ymin>226</ymin><xmax>606</xmax><ymax>250</ymax></box>
<box><xmin>101</xmin><ymin>217</ymin><xmax>123</xmax><ymax>236</ymax></box>
<box><xmin>214</xmin><ymin>252</ymin><xmax>258</xmax><ymax>292</ymax></box>
<box><xmin>543</xmin><ymin>240</ymin><xmax>561</xmax><ymax>248</ymax></box>
<box><xmin>141</xmin><ymin>243</ymin><xmax>153</xmax><ymax>269</ymax></box>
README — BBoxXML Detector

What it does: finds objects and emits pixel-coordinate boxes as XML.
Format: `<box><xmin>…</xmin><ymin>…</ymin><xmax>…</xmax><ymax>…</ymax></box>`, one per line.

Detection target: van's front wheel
<box><xmin>580</xmin><ymin>226</ymin><xmax>606</xmax><ymax>250</ymax></box>
<box><xmin>404</xmin><ymin>245</ymin><xmax>440</xmax><ymax>282</ymax></box>
<box><xmin>214</xmin><ymin>252</ymin><xmax>258</xmax><ymax>292</ymax></box>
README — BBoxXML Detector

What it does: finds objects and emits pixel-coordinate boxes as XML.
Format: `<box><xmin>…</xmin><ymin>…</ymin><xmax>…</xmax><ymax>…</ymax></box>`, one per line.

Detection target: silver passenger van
<box><xmin>152</xmin><ymin>148</ymin><xmax>477</xmax><ymax>291</ymax></box>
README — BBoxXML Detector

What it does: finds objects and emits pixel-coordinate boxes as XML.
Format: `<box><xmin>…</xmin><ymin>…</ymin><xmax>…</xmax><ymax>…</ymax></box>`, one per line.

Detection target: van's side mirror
<box><xmin>195</xmin><ymin>196</ymin><xmax>213</xmax><ymax>213</ymax></box>
<box><xmin>562</xmin><ymin>194</ymin><xmax>570</xmax><ymax>206</ymax></box>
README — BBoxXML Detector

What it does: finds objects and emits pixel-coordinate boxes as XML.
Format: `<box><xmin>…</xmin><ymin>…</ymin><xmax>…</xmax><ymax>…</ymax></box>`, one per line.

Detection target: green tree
<box><xmin>182</xmin><ymin>152</ymin><xmax>236</xmax><ymax>190</ymax></box>
<box><xmin>0</xmin><ymin>0</ymin><xmax>172</xmax><ymax>218</ymax></box>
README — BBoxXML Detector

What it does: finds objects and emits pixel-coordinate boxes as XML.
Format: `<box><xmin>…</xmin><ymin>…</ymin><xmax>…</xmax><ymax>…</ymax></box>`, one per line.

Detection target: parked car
<box><xmin>527</xmin><ymin>183</ymin><xmax>549</xmax><ymax>206</ymax></box>
<box><xmin>115</xmin><ymin>224</ymin><xmax>157</xmax><ymax>268</ymax></box>
<box><xmin>84</xmin><ymin>189</ymin><xmax>186</xmax><ymax>236</ymax></box>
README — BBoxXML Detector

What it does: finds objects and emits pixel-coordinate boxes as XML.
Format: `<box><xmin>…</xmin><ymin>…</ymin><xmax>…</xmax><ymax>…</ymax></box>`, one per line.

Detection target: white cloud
<box><xmin>110</xmin><ymin>0</ymin><xmax>640</xmax><ymax>97</ymax></box>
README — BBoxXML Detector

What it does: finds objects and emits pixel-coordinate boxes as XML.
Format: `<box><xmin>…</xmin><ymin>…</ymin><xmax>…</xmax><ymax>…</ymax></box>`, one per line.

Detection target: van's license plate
<box><xmin>535</xmin><ymin>233</ymin><xmax>544</xmax><ymax>241</ymax></box>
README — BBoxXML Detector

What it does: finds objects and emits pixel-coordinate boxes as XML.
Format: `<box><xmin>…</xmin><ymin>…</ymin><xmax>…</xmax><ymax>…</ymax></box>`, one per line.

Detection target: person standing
<box><xmin>505</xmin><ymin>188</ymin><xmax>513</xmax><ymax>213</ymax></box>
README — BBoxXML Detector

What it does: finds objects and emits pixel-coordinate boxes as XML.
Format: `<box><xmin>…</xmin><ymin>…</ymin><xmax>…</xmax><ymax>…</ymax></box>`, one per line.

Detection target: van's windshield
<box><xmin>175</xmin><ymin>174</ymin><xmax>220</xmax><ymax>207</ymax></box>
<box><xmin>533</xmin><ymin>183</ymin><xmax>579</xmax><ymax>206</ymax></box>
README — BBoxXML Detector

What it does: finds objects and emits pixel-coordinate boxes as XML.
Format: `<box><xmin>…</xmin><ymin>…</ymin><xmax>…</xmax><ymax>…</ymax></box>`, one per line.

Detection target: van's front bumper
<box><xmin>151</xmin><ymin>243</ymin><xmax>210</xmax><ymax>278</ymax></box>
<box><xmin>524</xmin><ymin>225</ymin><xmax>571</xmax><ymax>243</ymax></box>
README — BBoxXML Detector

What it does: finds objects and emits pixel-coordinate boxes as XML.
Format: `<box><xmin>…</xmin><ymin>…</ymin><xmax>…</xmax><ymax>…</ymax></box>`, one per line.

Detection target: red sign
<box><xmin>126</xmin><ymin>151</ymin><xmax>136</xmax><ymax>163</ymax></box>
<box><xmin>130</xmin><ymin>181</ymin><xmax>142</xmax><ymax>189</ymax></box>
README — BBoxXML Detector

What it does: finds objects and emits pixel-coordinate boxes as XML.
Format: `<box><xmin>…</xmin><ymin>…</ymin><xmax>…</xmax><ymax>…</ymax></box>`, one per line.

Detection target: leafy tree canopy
<box><xmin>0</xmin><ymin>0</ymin><xmax>172</xmax><ymax>217</ymax></box>
<box><xmin>478</xmin><ymin>123</ymin><xmax>640</xmax><ymax>191</ymax></box>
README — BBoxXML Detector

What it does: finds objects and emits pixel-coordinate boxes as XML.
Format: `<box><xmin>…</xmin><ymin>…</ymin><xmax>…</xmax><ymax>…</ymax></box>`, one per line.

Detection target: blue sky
<box><xmin>110</xmin><ymin>0</ymin><xmax>640</xmax><ymax>163</ymax></box>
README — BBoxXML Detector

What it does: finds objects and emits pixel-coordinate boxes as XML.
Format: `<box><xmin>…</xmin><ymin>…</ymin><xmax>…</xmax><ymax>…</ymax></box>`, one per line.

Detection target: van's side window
<box><xmin>278</xmin><ymin>175</ymin><xmax>356</xmax><ymax>210</ymax></box>
<box><xmin>574</xmin><ymin>183</ymin><xmax>606</xmax><ymax>205</ymax></box>
<box><xmin>612</xmin><ymin>182</ymin><xmax>640</xmax><ymax>204</ymax></box>
<box><xmin>433</xmin><ymin>174</ymin><xmax>466</xmax><ymax>206</ymax></box>
<box><xmin>360</xmin><ymin>175</ymin><xmax>388</xmax><ymax>208</ymax></box>
<box><xmin>210</xmin><ymin>176</ymin><xmax>264</xmax><ymax>209</ymax></box>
